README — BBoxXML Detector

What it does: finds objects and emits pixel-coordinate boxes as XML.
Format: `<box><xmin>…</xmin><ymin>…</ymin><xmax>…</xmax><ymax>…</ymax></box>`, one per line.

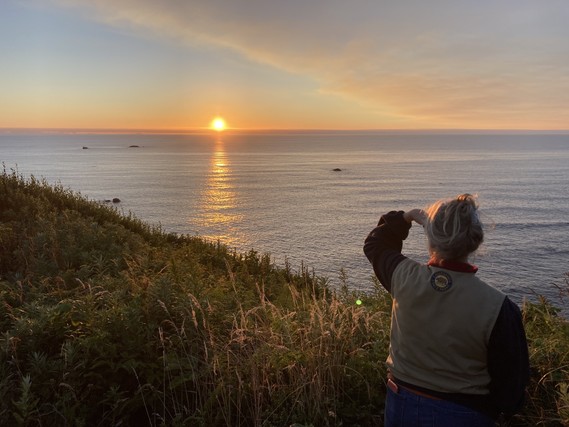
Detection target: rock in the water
<box><xmin>332</xmin><ymin>168</ymin><xmax>342</xmax><ymax>172</ymax></box>
<box><xmin>129</xmin><ymin>145</ymin><xmax>140</xmax><ymax>148</ymax></box>
<box><xmin>82</xmin><ymin>146</ymin><xmax>89</xmax><ymax>149</ymax></box>
<box><xmin>112</xmin><ymin>198</ymin><xmax>121</xmax><ymax>203</ymax></box>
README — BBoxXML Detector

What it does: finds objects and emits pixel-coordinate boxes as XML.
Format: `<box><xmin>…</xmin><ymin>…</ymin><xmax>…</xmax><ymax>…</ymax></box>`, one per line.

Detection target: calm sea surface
<box><xmin>2</xmin><ymin>132</ymin><xmax>568</xmax><ymax>311</ymax></box>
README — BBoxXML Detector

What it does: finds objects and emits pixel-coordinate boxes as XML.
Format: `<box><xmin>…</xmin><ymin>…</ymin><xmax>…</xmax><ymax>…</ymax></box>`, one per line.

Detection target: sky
<box><xmin>1</xmin><ymin>0</ymin><xmax>568</xmax><ymax>131</ymax></box>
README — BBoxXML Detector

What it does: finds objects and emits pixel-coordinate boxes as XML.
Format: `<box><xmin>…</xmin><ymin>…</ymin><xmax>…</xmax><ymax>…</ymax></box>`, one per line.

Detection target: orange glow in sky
<box><xmin>1</xmin><ymin>2</ymin><xmax>568</xmax><ymax>131</ymax></box>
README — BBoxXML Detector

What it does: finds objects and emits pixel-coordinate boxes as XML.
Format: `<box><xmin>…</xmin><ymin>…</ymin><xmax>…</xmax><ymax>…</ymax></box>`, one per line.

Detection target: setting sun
<box><xmin>211</xmin><ymin>117</ymin><xmax>226</xmax><ymax>131</ymax></box>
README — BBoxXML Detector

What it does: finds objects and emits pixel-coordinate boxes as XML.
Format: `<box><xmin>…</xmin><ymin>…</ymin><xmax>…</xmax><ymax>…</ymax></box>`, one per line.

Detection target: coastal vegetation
<box><xmin>0</xmin><ymin>169</ymin><xmax>568</xmax><ymax>426</ymax></box>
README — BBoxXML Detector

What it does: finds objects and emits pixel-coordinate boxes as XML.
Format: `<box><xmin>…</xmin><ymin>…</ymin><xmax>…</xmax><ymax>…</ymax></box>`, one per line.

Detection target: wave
<box><xmin>496</xmin><ymin>222</ymin><xmax>569</xmax><ymax>230</ymax></box>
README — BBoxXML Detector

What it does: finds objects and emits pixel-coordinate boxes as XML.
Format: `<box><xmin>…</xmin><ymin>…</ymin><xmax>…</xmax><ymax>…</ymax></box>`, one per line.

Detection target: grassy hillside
<box><xmin>0</xmin><ymin>169</ymin><xmax>567</xmax><ymax>426</ymax></box>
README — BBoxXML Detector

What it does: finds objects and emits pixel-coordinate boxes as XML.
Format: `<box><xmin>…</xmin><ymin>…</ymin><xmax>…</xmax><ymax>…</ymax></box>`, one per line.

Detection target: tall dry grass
<box><xmin>0</xmin><ymin>170</ymin><xmax>567</xmax><ymax>426</ymax></box>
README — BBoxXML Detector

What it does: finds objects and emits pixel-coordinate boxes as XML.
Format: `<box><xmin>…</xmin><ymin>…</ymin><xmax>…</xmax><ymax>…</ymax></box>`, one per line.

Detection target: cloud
<box><xmin>55</xmin><ymin>0</ymin><xmax>569</xmax><ymax>128</ymax></box>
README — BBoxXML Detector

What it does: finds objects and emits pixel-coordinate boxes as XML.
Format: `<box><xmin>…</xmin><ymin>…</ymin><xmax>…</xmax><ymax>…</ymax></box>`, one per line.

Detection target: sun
<box><xmin>211</xmin><ymin>117</ymin><xmax>226</xmax><ymax>132</ymax></box>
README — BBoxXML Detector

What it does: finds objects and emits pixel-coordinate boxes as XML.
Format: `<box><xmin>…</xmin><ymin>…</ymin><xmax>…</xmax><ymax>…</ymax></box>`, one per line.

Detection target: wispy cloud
<box><xmin>55</xmin><ymin>0</ymin><xmax>569</xmax><ymax>128</ymax></box>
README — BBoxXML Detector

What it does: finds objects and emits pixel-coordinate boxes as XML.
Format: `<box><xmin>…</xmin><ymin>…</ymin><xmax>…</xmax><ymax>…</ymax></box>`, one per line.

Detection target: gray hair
<box><xmin>424</xmin><ymin>194</ymin><xmax>483</xmax><ymax>261</ymax></box>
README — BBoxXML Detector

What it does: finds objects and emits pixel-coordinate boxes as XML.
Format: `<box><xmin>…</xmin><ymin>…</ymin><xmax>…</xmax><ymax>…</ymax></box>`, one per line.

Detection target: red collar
<box><xmin>428</xmin><ymin>259</ymin><xmax>478</xmax><ymax>273</ymax></box>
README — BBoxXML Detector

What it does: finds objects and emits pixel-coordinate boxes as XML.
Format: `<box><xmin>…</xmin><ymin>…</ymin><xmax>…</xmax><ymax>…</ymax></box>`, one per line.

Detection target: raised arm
<box><xmin>363</xmin><ymin>210</ymin><xmax>416</xmax><ymax>292</ymax></box>
<box><xmin>403</xmin><ymin>208</ymin><xmax>427</xmax><ymax>226</ymax></box>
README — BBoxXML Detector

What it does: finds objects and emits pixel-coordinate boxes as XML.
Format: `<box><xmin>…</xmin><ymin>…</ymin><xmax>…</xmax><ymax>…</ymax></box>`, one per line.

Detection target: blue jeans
<box><xmin>384</xmin><ymin>386</ymin><xmax>496</xmax><ymax>427</ymax></box>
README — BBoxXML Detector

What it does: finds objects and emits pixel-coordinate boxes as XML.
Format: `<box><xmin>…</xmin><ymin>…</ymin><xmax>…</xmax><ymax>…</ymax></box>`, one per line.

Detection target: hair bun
<box><xmin>457</xmin><ymin>193</ymin><xmax>477</xmax><ymax>205</ymax></box>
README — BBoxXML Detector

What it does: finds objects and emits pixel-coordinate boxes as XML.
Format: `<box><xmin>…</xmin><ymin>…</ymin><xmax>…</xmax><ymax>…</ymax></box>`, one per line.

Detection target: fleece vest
<box><xmin>387</xmin><ymin>258</ymin><xmax>506</xmax><ymax>395</ymax></box>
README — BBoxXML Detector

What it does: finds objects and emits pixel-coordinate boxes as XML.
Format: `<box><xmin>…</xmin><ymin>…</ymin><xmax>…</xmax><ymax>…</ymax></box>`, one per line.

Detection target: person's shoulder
<box><xmin>499</xmin><ymin>295</ymin><xmax>523</xmax><ymax>318</ymax></box>
<box><xmin>394</xmin><ymin>257</ymin><xmax>424</xmax><ymax>273</ymax></box>
<box><xmin>471</xmin><ymin>275</ymin><xmax>507</xmax><ymax>300</ymax></box>
<box><xmin>393</xmin><ymin>258</ymin><xmax>430</xmax><ymax>285</ymax></box>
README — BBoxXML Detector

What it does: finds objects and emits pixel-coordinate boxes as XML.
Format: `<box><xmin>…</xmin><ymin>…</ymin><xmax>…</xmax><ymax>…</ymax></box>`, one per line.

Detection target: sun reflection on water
<box><xmin>194</xmin><ymin>138</ymin><xmax>244</xmax><ymax>246</ymax></box>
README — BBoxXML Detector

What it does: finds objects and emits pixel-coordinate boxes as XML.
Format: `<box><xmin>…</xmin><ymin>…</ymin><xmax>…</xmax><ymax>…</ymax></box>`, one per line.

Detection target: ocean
<box><xmin>2</xmin><ymin>131</ymin><xmax>568</xmax><ymax>311</ymax></box>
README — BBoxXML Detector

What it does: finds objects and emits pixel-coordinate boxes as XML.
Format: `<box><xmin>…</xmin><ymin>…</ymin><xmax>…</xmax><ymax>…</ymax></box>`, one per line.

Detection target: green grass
<box><xmin>0</xmin><ymin>169</ymin><xmax>568</xmax><ymax>426</ymax></box>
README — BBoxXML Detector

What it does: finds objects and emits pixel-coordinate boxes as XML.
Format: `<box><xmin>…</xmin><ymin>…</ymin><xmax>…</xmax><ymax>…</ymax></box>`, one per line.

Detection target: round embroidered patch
<box><xmin>430</xmin><ymin>271</ymin><xmax>453</xmax><ymax>292</ymax></box>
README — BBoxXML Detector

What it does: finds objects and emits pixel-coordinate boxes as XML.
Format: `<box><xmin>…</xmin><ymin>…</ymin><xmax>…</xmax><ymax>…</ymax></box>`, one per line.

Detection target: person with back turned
<box><xmin>364</xmin><ymin>194</ymin><xmax>529</xmax><ymax>426</ymax></box>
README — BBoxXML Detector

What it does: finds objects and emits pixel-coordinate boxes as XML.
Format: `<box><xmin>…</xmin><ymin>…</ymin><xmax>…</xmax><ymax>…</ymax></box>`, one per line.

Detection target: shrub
<box><xmin>0</xmin><ymin>170</ymin><xmax>567</xmax><ymax>426</ymax></box>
